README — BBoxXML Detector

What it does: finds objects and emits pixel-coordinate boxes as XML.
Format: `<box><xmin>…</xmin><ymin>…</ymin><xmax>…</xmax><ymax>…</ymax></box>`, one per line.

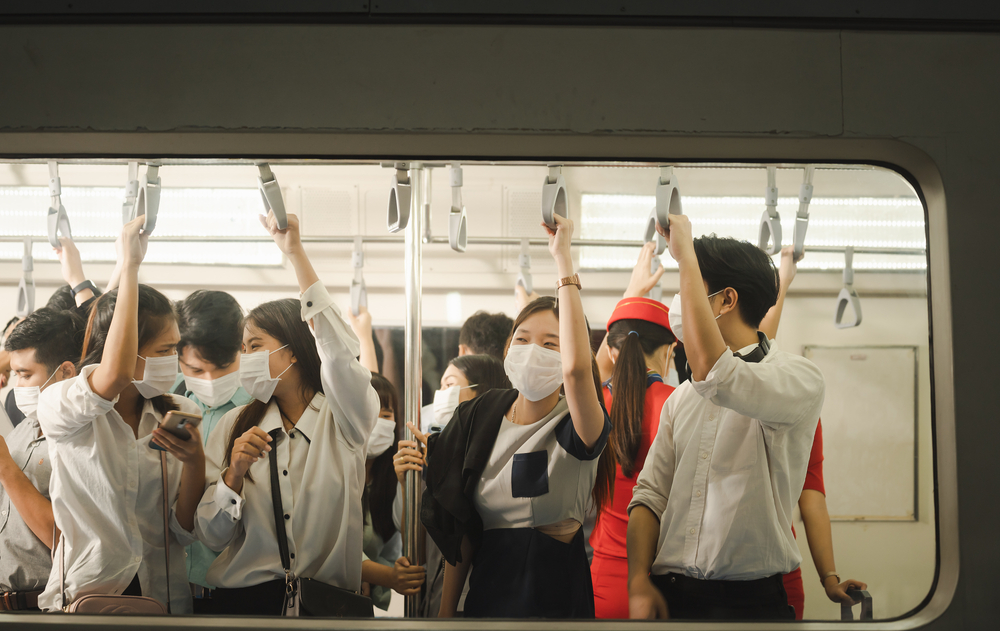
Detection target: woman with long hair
<box><xmin>420</xmin><ymin>214</ymin><xmax>615</xmax><ymax>619</ymax></box>
<box><xmin>195</xmin><ymin>211</ymin><xmax>380</xmax><ymax>615</ymax></box>
<box><xmin>37</xmin><ymin>216</ymin><xmax>205</xmax><ymax>613</ymax></box>
<box><xmin>590</xmin><ymin>296</ymin><xmax>676</xmax><ymax>618</ymax></box>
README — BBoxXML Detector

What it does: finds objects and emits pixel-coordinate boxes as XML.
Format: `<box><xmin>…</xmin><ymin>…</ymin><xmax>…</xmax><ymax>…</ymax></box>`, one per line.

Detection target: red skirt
<box><xmin>592</xmin><ymin>552</ymin><xmax>630</xmax><ymax>619</ymax></box>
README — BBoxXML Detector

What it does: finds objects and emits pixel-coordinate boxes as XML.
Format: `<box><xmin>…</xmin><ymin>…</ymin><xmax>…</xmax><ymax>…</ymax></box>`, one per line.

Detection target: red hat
<box><xmin>607</xmin><ymin>297</ymin><xmax>672</xmax><ymax>333</ymax></box>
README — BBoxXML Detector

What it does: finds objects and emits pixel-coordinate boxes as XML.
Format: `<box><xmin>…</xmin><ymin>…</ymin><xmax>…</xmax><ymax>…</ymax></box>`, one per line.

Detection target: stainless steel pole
<box><xmin>402</xmin><ymin>164</ymin><xmax>424</xmax><ymax>617</ymax></box>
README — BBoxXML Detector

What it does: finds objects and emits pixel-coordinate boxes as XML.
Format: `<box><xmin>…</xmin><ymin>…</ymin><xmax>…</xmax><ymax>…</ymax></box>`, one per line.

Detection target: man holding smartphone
<box><xmin>0</xmin><ymin>308</ymin><xmax>84</xmax><ymax>611</ymax></box>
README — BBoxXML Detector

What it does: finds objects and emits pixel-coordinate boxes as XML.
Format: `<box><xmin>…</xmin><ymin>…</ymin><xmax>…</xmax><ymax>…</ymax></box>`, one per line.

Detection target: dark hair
<box><xmin>505</xmin><ymin>296</ymin><xmax>616</xmax><ymax>515</ymax></box>
<box><xmin>176</xmin><ymin>290</ymin><xmax>244</xmax><ymax>369</ymax></box>
<box><xmin>365</xmin><ymin>373</ymin><xmax>401</xmax><ymax>542</ymax></box>
<box><xmin>223</xmin><ymin>299</ymin><xmax>323</xmax><ymax>482</ymax></box>
<box><xmin>606</xmin><ymin>320</ymin><xmax>675</xmax><ymax>478</ymax></box>
<box><xmin>4</xmin><ymin>307</ymin><xmax>85</xmax><ymax>374</ymax></box>
<box><xmin>459</xmin><ymin>311</ymin><xmax>514</xmax><ymax>359</ymax></box>
<box><xmin>46</xmin><ymin>285</ymin><xmax>77</xmax><ymax>312</ymax></box>
<box><xmin>693</xmin><ymin>235</ymin><xmax>780</xmax><ymax>327</ymax></box>
<box><xmin>78</xmin><ymin>285</ymin><xmax>178</xmax><ymax>417</ymax></box>
<box><xmin>2</xmin><ymin>316</ymin><xmax>21</xmax><ymax>341</ymax></box>
<box><xmin>449</xmin><ymin>354</ymin><xmax>511</xmax><ymax>397</ymax></box>
<box><xmin>673</xmin><ymin>344</ymin><xmax>691</xmax><ymax>384</ymax></box>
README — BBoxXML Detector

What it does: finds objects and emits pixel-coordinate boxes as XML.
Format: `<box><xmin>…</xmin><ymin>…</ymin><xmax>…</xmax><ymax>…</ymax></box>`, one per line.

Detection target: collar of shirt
<box><xmin>258</xmin><ymin>391</ymin><xmax>324</xmax><ymax>443</ymax></box>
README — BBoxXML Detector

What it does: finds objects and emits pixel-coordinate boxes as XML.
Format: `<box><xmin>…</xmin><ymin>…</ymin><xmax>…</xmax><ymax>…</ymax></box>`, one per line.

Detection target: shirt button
<box><xmin>283</xmin><ymin>470</ymin><xmax>288</xmax><ymax>476</ymax></box>
<box><xmin>696</xmin><ymin>490</ymin><xmax>702</xmax><ymax>497</ymax></box>
<box><xmin>307</xmin><ymin>301</ymin><xmax>313</xmax><ymax>307</ymax></box>
<box><xmin>231</xmin><ymin>499</ymin><xmax>237</xmax><ymax>505</ymax></box>
<box><xmin>701</xmin><ymin>453</ymin><xmax>708</xmax><ymax>459</ymax></box>
<box><xmin>689</xmin><ymin>528</ymin><xmax>696</xmax><ymax>535</ymax></box>
<box><xmin>284</xmin><ymin>514</ymin><xmax>290</xmax><ymax>520</ymax></box>
<box><xmin>290</xmin><ymin>553</ymin><xmax>296</xmax><ymax>559</ymax></box>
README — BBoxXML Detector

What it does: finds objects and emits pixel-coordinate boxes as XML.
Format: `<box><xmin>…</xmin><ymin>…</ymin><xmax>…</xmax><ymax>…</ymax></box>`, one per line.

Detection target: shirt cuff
<box><xmin>628</xmin><ymin>489</ymin><xmax>666</xmax><ymax>518</ymax></box>
<box><xmin>689</xmin><ymin>348</ymin><xmax>738</xmax><ymax>401</ymax></box>
<box><xmin>215</xmin><ymin>469</ymin><xmax>245</xmax><ymax>521</ymax></box>
<box><xmin>300</xmin><ymin>280</ymin><xmax>335</xmax><ymax>322</ymax></box>
<box><xmin>168</xmin><ymin>508</ymin><xmax>199</xmax><ymax>547</ymax></box>
<box><xmin>75</xmin><ymin>364</ymin><xmax>119</xmax><ymax>413</ymax></box>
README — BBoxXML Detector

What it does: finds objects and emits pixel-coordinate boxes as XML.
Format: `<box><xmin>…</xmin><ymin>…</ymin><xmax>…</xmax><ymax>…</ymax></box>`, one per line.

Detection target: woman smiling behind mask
<box><xmin>421</xmin><ymin>213</ymin><xmax>615</xmax><ymax>619</ymax></box>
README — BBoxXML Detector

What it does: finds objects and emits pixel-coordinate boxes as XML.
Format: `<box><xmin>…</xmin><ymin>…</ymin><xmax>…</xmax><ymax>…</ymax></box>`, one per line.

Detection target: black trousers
<box><xmin>211</xmin><ymin>580</ymin><xmax>286</xmax><ymax>616</ymax></box>
<box><xmin>651</xmin><ymin>572</ymin><xmax>795</xmax><ymax>620</ymax></box>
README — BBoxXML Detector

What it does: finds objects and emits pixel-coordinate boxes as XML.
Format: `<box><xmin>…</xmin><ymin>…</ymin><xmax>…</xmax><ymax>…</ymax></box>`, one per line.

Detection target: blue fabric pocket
<box><xmin>511</xmin><ymin>450</ymin><xmax>549</xmax><ymax>498</ymax></box>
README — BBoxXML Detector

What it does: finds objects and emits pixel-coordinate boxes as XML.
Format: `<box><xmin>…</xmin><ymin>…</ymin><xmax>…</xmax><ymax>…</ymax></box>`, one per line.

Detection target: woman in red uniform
<box><xmin>590</xmin><ymin>297</ymin><xmax>676</xmax><ymax>619</ymax></box>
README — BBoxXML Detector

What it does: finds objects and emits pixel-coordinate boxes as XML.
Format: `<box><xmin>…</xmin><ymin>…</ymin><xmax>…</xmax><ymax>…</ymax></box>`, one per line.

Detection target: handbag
<box><xmin>268</xmin><ymin>430</ymin><xmax>374</xmax><ymax>618</ymax></box>
<box><xmin>57</xmin><ymin>451</ymin><xmax>172</xmax><ymax>615</ymax></box>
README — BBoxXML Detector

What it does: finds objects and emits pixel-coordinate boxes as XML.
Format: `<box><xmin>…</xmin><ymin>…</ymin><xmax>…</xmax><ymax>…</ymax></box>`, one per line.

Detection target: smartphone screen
<box><xmin>150</xmin><ymin>411</ymin><xmax>203</xmax><ymax>451</ymax></box>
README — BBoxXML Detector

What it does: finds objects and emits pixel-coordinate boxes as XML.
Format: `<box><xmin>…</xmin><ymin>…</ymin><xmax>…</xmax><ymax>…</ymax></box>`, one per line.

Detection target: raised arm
<box><xmin>260</xmin><ymin>211</ymin><xmax>379</xmax><ymax>447</ymax></box>
<box><xmin>347</xmin><ymin>305</ymin><xmax>379</xmax><ymax>374</ymax></box>
<box><xmin>545</xmin><ymin>214</ymin><xmax>606</xmax><ymax>449</ymax></box>
<box><xmin>55</xmin><ymin>237</ymin><xmax>94</xmax><ymax>306</ymax></box>
<box><xmin>87</xmin><ymin>216</ymin><xmax>147</xmax><ymax>400</ymax></box>
<box><xmin>759</xmin><ymin>245</ymin><xmax>801</xmax><ymax>340</ymax></box>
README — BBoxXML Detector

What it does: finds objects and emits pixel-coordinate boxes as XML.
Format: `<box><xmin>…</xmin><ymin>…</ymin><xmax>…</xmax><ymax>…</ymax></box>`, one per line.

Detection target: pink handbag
<box><xmin>56</xmin><ymin>452</ymin><xmax>172</xmax><ymax>615</ymax></box>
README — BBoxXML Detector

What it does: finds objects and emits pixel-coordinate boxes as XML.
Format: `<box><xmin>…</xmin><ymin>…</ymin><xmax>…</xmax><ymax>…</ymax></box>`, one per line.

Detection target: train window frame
<box><xmin>0</xmin><ymin>140</ymin><xmax>957</xmax><ymax>631</ymax></box>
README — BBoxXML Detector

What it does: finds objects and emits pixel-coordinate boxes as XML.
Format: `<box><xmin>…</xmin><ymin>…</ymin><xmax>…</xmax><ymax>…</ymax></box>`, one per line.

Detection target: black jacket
<box><xmin>420</xmin><ymin>388</ymin><xmax>518</xmax><ymax>565</ymax></box>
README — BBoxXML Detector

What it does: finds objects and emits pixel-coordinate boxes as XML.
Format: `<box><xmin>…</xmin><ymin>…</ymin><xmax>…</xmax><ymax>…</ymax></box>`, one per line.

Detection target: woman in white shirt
<box><xmin>196</xmin><ymin>211</ymin><xmax>380</xmax><ymax>615</ymax></box>
<box><xmin>421</xmin><ymin>214</ymin><xmax>615</xmax><ymax>618</ymax></box>
<box><xmin>38</xmin><ymin>216</ymin><xmax>206</xmax><ymax>613</ymax></box>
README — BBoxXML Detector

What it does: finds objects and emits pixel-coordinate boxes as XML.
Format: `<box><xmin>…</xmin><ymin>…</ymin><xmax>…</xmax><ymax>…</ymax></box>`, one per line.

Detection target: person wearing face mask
<box><xmin>36</xmin><ymin>217</ymin><xmax>206</xmax><ymax>613</ymax></box>
<box><xmin>195</xmin><ymin>211</ymin><xmax>380</xmax><ymax>616</ymax></box>
<box><xmin>0</xmin><ymin>308</ymin><xmax>83</xmax><ymax>611</ymax></box>
<box><xmin>420</xmin><ymin>214</ymin><xmax>615</xmax><ymax>619</ymax></box>
<box><xmin>1</xmin><ymin>316</ymin><xmax>26</xmax><ymax>432</ymax></box>
<box><xmin>172</xmin><ymin>290</ymin><xmax>253</xmax><ymax>608</ymax></box>
<box><xmin>590</xmin><ymin>295</ymin><xmax>677</xmax><ymax>619</ymax></box>
<box><xmin>359</xmin><ymin>373</ymin><xmax>425</xmax><ymax>610</ymax></box>
<box><xmin>627</xmin><ymin>220</ymin><xmax>825</xmax><ymax>621</ymax></box>
<box><xmin>388</xmin><ymin>354</ymin><xmax>510</xmax><ymax>617</ymax></box>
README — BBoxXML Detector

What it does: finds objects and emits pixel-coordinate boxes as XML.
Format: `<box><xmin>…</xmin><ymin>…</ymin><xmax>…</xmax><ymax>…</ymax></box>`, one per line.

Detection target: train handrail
<box><xmin>841</xmin><ymin>589</ymin><xmax>874</xmax><ymax>621</ymax></box>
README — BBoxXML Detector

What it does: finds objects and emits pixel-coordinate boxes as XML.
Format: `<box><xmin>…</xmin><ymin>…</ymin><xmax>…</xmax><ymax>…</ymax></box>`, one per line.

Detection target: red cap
<box><xmin>607</xmin><ymin>297</ymin><xmax>672</xmax><ymax>333</ymax></box>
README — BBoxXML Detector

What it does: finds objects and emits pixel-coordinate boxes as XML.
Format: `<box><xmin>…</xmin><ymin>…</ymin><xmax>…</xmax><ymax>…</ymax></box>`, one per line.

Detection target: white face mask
<box><xmin>504</xmin><ymin>343</ymin><xmax>564</xmax><ymax>402</ymax></box>
<box><xmin>432</xmin><ymin>384</ymin><xmax>477</xmax><ymax>426</ymax></box>
<box><xmin>366</xmin><ymin>417</ymin><xmax>397</xmax><ymax>459</ymax></box>
<box><xmin>186</xmin><ymin>369</ymin><xmax>241</xmax><ymax>409</ymax></box>
<box><xmin>239</xmin><ymin>344</ymin><xmax>292</xmax><ymax>404</ymax></box>
<box><xmin>667</xmin><ymin>290</ymin><xmax>724</xmax><ymax>345</ymax></box>
<box><xmin>13</xmin><ymin>369</ymin><xmax>58</xmax><ymax>419</ymax></box>
<box><xmin>133</xmin><ymin>354</ymin><xmax>179</xmax><ymax>399</ymax></box>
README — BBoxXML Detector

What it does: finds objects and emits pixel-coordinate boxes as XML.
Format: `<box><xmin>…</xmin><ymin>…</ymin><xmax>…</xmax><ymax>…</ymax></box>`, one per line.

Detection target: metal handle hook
<box><xmin>541</xmin><ymin>165</ymin><xmax>567</xmax><ymax>229</ymax></box>
<box><xmin>834</xmin><ymin>246</ymin><xmax>862</xmax><ymax>328</ymax></box>
<box><xmin>350</xmin><ymin>236</ymin><xmax>367</xmax><ymax>317</ymax></box>
<box><xmin>449</xmin><ymin>164</ymin><xmax>468</xmax><ymax>252</ymax></box>
<box><xmin>516</xmin><ymin>237</ymin><xmax>533</xmax><ymax>295</ymax></box>
<box><xmin>46</xmin><ymin>162</ymin><xmax>73</xmax><ymax>247</ymax></box>
<box><xmin>257</xmin><ymin>163</ymin><xmax>288</xmax><ymax>230</ymax></box>
<box><xmin>793</xmin><ymin>166</ymin><xmax>815</xmax><ymax>260</ymax></box>
<box><xmin>16</xmin><ymin>237</ymin><xmax>35</xmax><ymax>317</ymax></box>
<box><xmin>387</xmin><ymin>166</ymin><xmax>412</xmax><ymax>234</ymax></box>
<box><xmin>654</xmin><ymin>166</ymin><xmax>683</xmax><ymax>232</ymax></box>
<box><xmin>758</xmin><ymin>166</ymin><xmax>782</xmax><ymax>255</ymax></box>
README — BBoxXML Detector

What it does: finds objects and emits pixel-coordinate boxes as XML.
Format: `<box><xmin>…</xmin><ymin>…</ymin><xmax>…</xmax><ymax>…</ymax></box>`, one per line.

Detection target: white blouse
<box><xmin>473</xmin><ymin>397</ymin><xmax>609</xmax><ymax>532</ymax></box>
<box><xmin>195</xmin><ymin>281</ymin><xmax>380</xmax><ymax>590</ymax></box>
<box><xmin>37</xmin><ymin>367</ymin><xmax>201</xmax><ymax>612</ymax></box>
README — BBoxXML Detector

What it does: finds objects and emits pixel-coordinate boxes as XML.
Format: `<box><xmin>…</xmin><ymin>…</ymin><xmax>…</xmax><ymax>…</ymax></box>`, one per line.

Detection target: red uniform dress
<box><xmin>783</xmin><ymin>420</ymin><xmax>826</xmax><ymax>620</ymax></box>
<box><xmin>590</xmin><ymin>374</ymin><xmax>674</xmax><ymax>619</ymax></box>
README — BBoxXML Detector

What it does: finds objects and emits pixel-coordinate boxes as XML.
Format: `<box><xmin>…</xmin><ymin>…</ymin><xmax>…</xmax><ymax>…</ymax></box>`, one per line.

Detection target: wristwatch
<box><xmin>71</xmin><ymin>280</ymin><xmax>100</xmax><ymax>298</ymax></box>
<box><xmin>556</xmin><ymin>273</ymin><xmax>581</xmax><ymax>291</ymax></box>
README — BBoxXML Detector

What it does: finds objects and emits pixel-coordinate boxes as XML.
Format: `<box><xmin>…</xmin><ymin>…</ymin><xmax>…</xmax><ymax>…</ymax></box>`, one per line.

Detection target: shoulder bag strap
<box><xmin>268</xmin><ymin>429</ymin><xmax>292</xmax><ymax>572</ymax></box>
<box><xmin>160</xmin><ymin>450</ymin><xmax>172</xmax><ymax>614</ymax></box>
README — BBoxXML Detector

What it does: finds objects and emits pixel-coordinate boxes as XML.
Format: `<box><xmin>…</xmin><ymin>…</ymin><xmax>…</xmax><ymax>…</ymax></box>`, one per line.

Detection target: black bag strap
<box><xmin>268</xmin><ymin>428</ymin><xmax>292</xmax><ymax>573</ymax></box>
<box><xmin>160</xmin><ymin>450</ymin><xmax>172</xmax><ymax>614</ymax></box>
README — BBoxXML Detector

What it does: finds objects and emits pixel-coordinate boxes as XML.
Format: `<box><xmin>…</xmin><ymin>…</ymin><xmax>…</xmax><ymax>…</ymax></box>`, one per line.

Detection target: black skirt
<box><xmin>464</xmin><ymin>527</ymin><xmax>595</xmax><ymax>619</ymax></box>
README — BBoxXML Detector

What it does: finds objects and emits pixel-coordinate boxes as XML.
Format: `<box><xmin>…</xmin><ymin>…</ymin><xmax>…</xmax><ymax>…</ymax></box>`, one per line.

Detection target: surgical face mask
<box><xmin>366</xmin><ymin>417</ymin><xmax>396</xmax><ymax>459</ymax></box>
<box><xmin>13</xmin><ymin>369</ymin><xmax>58</xmax><ymax>419</ymax></box>
<box><xmin>504</xmin><ymin>343</ymin><xmax>564</xmax><ymax>402</ymax></box>
<box><xmin>433</xmin><ymin>384</ymin><xmax>477</xmax><ymax>426</ymax></box>
<box><xmin>186</xmin><ymin>369</ymin><xmax>241</xmax><ymax>409</ymax></box>
<box><xmin>667</xmin><ymin>290</ymin><xmax>724</xmax><ymax>345</ymax></box>
<box><xmin>239</xmin><ymin>344</ymin><xmax>292</xmax><ymax>404</ymax></box>
<box><xmin>133</xmin><ymin>354</ymin><xmax>179</xmax><ymax>399</ymax></box>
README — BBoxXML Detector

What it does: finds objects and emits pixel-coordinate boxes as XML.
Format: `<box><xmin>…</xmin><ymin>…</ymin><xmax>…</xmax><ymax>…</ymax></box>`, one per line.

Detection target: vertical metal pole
<box><xmin>402</xmin><ymin>163</ymin><xmax>424</xmax><ymax>617</ymax></box>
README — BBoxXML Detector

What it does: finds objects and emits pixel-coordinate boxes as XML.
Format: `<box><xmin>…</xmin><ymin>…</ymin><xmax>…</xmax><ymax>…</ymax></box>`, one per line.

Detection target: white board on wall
<box><xmin>803</xmin><ymin>346</ymin><xmax>917</xmax><ymax>521</ymax></box>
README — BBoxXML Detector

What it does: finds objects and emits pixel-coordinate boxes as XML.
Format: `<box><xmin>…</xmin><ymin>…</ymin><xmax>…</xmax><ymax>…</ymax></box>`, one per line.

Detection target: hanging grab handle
<box><xmin>387</xmin><ymin>165</ymin><xmax>412</xmax><ymax>234</ymax></box>
<box><xmin>644</xmin><ymin>207</ymin><xmax>667</xmax><ymax>256</ymax></box>
<box><xmin>350</xmin><ymin>236</ymin><xmax>368</xmax><ymax>317</ymax></box>
<box><xmin>46</xmin><ymin>162</ymin><xmax>72</xmax><ymax>248</ymax></box>
<box><xmin>449</xmin><ymin>164</ymin><xmax>468</xmax><ymax>253</ymax></box>
<box><xmin>793</xmin><ymin>166</ymin><xmax>815</xmax><ymax>260</ymax></box>
<box><xmin>257</xmin><ymin>163</ymin><xmax>288</xmax><ymax>230</ymax></box>
<box><xmin>834</xmin><ymin>246</ymin><xmax>863</xmax><ymax>328</ymax></box>
<box><xmin>516</xmin><ymin>237</ymin><xmax>533</xmax><ymax>295</ymax></box>
<box><xmin>758</xmin><ymin>166</ymin><xmax>782</xmax><ymax>255</ymax></box>
<box><xmin>122</xmin><ymin>162</ymin><xmax>140</xmax><ymax>224</ymax></box>
<box><xmin>654</xmin><ymin>166</ymin><xmax>683</xmax><ymax>232</ymax></box>
<box><xmin>122</xmin><ymin>162</ymin><xmax>161</xmax><ymax>233</ymax></box>
<box><xmin>541</xmin><ymin>165</ymin><xmax>567</xmax><ymax>229</ymax></box>
<box><xmin>16</xmin><ymin>237</ymin><xmax>35</xmax><ymax>318</ymax></box>
<box><xmin>841</xmin><ymin>589</ymin><xmax>873</xmax><ymax>621</ymax></box>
